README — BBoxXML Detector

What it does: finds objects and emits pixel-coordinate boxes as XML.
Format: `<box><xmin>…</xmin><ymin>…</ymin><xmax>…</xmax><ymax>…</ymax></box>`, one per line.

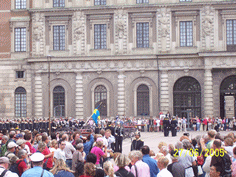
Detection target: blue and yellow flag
<box><xmin>92</xmin><ymin>109</ymin><xmax>100</xmax><ymax>124</ymax></box>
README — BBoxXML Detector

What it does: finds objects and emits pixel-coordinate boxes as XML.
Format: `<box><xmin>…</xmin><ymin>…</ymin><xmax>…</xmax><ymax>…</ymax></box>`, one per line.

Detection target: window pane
<box><xmin>15</xmin><ymin>28</ymin><xmax>26</xmax><ymax>52</ymax></box>
<box><xmin>137</xmin><ymin>84</ymin><xmax>149</xmax><ymax>116</ymax></box>
<box><xmin>53</xmin><ymin>86</ymin><xmax>65</xmax><ymax>117</ymax></box>
<box><xmin>180</xmin><ymin>21</ymin><xmax>193</xmax><ymax>47</ymax></box>
<box><xmin>53</xmin><ymin>0</ymin><xmax>65</xmax><ymax>7</ymax></box>
<box><xmin>136</xmin><ymin>22</ymin><xmax>149</xmax><ymax>48</ymax></box>
<box><xmin>226</xmin><ymin>20</ymin><xmax>236</xmax><ymax>45</ymax></box>
<box><xmin>94</xmin><ymin>24</ymin><xmax>106</xmax><ymax>49</ymax></box>
<box><xmin>95</xmin><ymin>0</ymin><xmax>106</xmax><ymax>5</ymax></box>
<box><xmin>53</xmin><ymin>25</ymin><xmax>65</xmax><ymax>51</ymax></box>
<box><xmin>15</xmin><ymin>87</ymin><xmax>27</xmax><ymax>117</ymax></box>
<box><xmin>94</xmin><ymin>85</ymin><xmax>107</xmax><ymax>116</ymax></box>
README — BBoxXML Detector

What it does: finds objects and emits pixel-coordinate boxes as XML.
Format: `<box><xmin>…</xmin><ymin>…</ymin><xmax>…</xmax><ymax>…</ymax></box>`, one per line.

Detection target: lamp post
<box><xmin>47</xmin><ymin>55</ymin><xmax>52</xmax><ymax>136</ymax></box>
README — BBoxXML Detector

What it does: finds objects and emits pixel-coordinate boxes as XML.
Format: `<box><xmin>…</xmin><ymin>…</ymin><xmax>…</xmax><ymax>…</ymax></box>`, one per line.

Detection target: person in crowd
<box><xmin>103</xmin><ymin>161</ymin><xmax>116</xmax><ymax>177</ymax></box>
<box><xmin>209</xmin><ymin>165</ymin><xmax>222</xmax><ymax>177</ymax></box>
<box><xmin>207</xmin><ymin>130</ymin><xmax>217</xmax><ymax>150</ymax></box>
<box><xmin>182</xmin><ymin>117</ymin><xmax>187</xmax><ymax>132</ymax></box>
<box><xmin>50</xmin><ymin>159</ymin><xmax>75</xmax><ymax>177</ymax></box>
<box><xmin>129</xmin><ymin>150</ymin><xmax>150</xmax><ymax>177</ymax></box>
<box><xmin>130</xmin><ymin>132</ymin><xmax>143</xmax><ymax>151</ymax></box>
<box><xmin>163</xmin><ymin>117</ymin><xmax>170</xmax><ymax>137</ymax></box>
<box><xmin>49</xmin><ymin>139</ymin><xmax>58</xmax><ymax>154</ymax></box>
<box><xmin>167</xmin><ymin>150</ymin><xmax>185</xmax><ymax>177</ymax></box>
<box><xmin>90</xmin><ymin>139</ymin><xmax>107</xmax><ymax>166</ymax></box>
<box><xmin>86</xmin><ymin>153</ymin><xmax>105</xmax><ymax>177</ymax></box>
<box><xmin>72</xmin><ymin>143</ymin><xmax>84</xmax><ymax>175</ymax></box>
<box><xmin>210</xmin><ymin>139</ymin><xmax>232</xmax><ymax>177</ymax></box>
<box><xmin>16</xmin><ymin>149</ymin><xmax>29</xmax><ymax>176</ymax></box>
<box><xmin>157</xmin><ymin>157</ymin><xmax>173</xmax><ymax>177</ymax></box>
<box><xmin>80</xmin><ymin>162</ymin><xmax>96</xmax><ymax>177</ymax></box>
<box><xmin>54</xmin><ymin>140</ymin><xmax>66</xmax><ymax>162</ymax></box>
<box><xmin>21</xmin><ymin>152</ymin><xmax>54</xmax><ymax>177</ymax></box>
<box><xmin>0</xmin><ymin>135</ymin><xmax>9</xmax><ymax>157</ymax></box>
<box><xmin>114</xmin><ymin>154</ymin><xmax>134</xmax><ymax>177</ymax></box>
<box><xmin>114</xmin><ymin>123</ymin><xmax>123</xmax><ymax>153</ymax></box>
<box><xmin>83</xmin><ymin>134</ymin><xmax>94</xmax><ymax>157</ymax></box>
<box><xmin>141</xmin><ymin>145</ymin><xmax>159</xmax><ymax>177</ymax></box>
<box><xmin>72</xmin><ymin>132</ymin><xmax>81</xmax><ymax>148</ymax></box>
<box><xmin>170</xmin><ymin>117</ymin><xmax>178</xmax><ymax>137</ymax></box>
<box><xmin>224</xmin><ymin>137</ymin><xmax>234</xmax><ymax>157</ymax></box>
<box><xmin>0</xmin><ymin>157</ymin><xmax>19</xmax><ymax>177</ymax></box>
<box><xmin>62</xmin><ymin>134</ymin><xmax>76</xmax><ymax>169</ymax></box>
<box><xmin>102</xmin><ymin>129</ymin><xmax>115</xmax><ymax>159</ymax></box>
<box><xmin>160</xmin><ymin>146</ymin><xmax>172</xmax><ymax>165</ymax></box>
<box><xmin>5</xmin><ymin>142</ymin><xmax>18</xmax><ymax>160</ymax></box>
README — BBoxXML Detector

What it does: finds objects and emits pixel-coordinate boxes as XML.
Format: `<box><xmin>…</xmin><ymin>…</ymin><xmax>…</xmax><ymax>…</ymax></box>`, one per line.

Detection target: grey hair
<box><xmin>2</xmin><ymin>135</ymin><xmax>9</xmax><ymax>141</ymax></box>
<box><xmin>115</xmin><ymin>154</ymin><xmax>130</xmax><ymax>168</ymax></box>
<box><xmin>129</xmin><ymin>150</ymin><xmax>143</xmax><ymax>160</ymax></box>
<box><xmin>38</xmin><ymin>142</ymin><xmax>46</xmax><ymax>149</ymax></box>
<box><xmin>76</xmin><ymin>143</ymin><xmax>84</xmax><ymax>150</ymax></box>
<box><xmin>18</xmin><ymin>149</ymin><xmax>27</xmax><ymax>159</ymax></box>
<box><xmin>161</xmin><ymin>146</ymin><xmax>168</xmax><ymax>155</ymax></box>
<box><xmin>175</xmin><ymin>141</ymin><xmax>183</xmax><ymax>150</ymax></box>
<box><xmin>182</xmin><ymin>139</ymin><xmax>192</xmax><ymax>149</ymax></box>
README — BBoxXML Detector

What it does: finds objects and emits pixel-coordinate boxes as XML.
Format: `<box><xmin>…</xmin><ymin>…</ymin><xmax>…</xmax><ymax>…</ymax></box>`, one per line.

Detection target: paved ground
<box><xmin>122</xmin><ymin>130</ymin><xmax>231</xmax><ymax>155</ymax></box>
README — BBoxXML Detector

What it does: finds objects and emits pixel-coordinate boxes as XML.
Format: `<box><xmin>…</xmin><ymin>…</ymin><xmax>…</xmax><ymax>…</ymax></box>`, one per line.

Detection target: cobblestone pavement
<box><xmin>122</xmin><ymin>130</ymin><xmax>232</xmax><ymax>155</ymax></box>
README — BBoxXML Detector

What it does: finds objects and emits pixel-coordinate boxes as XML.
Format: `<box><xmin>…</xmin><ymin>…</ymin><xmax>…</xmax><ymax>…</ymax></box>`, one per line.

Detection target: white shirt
<box><xmin>157</xmin><ymin>168</ymin><xmax>173</xmax><ymax>177</ymax></box>
<box><xmin>63</xmin><ymin>141</ymin><xmax>76</xmax><ymax>160</ymax></box>
<box><xmin>0</xmin><ymin>167</ymin><xmax>19</xmax><ymax>177</ymax></box>
<box><xmin>54</xmin><ymin>148</ymin><xmax>66</xmax><ymax>162</ymax></box>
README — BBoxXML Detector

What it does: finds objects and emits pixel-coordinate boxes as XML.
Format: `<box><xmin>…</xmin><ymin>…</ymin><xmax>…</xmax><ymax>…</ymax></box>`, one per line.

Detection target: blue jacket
<box><xmin>84</xmin><ymin>135</ymin><xmax>94</xmax><ymax>156</ymax></box>
<box><xmin>142</xmin><ymin>154</ymin><xmax>159</xmax><ymax>177</ymax></box>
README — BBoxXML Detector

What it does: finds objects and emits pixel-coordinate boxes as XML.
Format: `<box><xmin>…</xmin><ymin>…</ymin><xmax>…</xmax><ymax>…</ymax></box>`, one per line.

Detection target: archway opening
<box><xmin>94</xmin><ymin>85</ymin><xmax>107</xmax><ymax>116</ymax></box>
<box><xmin>220</xmin><ymin>75</ymin><xmax>236</xmax><ymax>118</ymax></box>
<box><xmin>137</xmin><ymin>84</ymin><xmax>149</xmax><ymax>116</ymax></box>
<box><xmin>53</xmin><ymin>86</ymin><xmax>65</xmax><ymax>117</ymax></box>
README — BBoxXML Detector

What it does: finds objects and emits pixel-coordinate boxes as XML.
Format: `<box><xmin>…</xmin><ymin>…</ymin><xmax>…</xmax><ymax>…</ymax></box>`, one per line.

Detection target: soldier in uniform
<box><xmin>114</xmin><ymin>122</ymin><xmax>123</xmax><ymax>153</ymax></box>
<box><xmin>131</xmin><ymin>131</ymin><xmax>144</xmax><ymax>151</ymax></box>
<box><xmin>163</xmin><ymin>117</ymin><xmax>170</xmax><ymax>137</ymax></box>
<box><xmin>170</xmin><ymin>117</ymin><xmax>178</xmax><ymax>137</ymax></box>
<box><xmin>6</xmin><ymin>119</ymin><xmax>10</xmax><ymax>132</ymax></box>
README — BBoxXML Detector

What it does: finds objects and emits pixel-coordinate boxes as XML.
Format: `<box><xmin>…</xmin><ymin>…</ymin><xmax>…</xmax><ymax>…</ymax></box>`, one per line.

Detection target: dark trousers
<box><xmin>115</xmin><ymin>138</ymin><xmax>123</xmax><ymax>153</ymax></box>
<box><xmin>164</xmin><ymin>128</ymin><xmax>169</xmax><ymax>137</ymax></box>
<box><xmin>171</xmin><ymin>128</ymin><xmax>177</xmax><ymax>136</ymax></box>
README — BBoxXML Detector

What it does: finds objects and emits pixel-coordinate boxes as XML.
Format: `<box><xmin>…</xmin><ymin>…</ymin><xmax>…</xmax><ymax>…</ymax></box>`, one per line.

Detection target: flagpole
<box><xmin>84</xmin><ymin>102</ymin><xmax>102</xmax><ymax>126</ymax></box>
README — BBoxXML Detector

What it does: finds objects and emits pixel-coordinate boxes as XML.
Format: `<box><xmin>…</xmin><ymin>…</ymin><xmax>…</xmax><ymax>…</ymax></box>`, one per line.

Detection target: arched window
<box><xmin>94</xmin><ymin>85</ymin><xmax>107</xmax><ymax>116</ymax></box>
<box><xmin>137</xmin><ymin>84</ymin><xmax>149</xmax><ymax>116</ymax></box>
<box><xmin>220</xmin><ymin>75</ymin><xmax>236</xmax><ymax>118</ymax></box>
<box><xmin>173</xmin><ymin>77</ymin><xmax>201</xmax><ymax>118</ymax></box>
<box><xmin>53</xmin><ymin>86</ymin><xmax>65</xmax><ymax>117</ymax></box>
<box><xmin>15</xmin><ymin>87</ymin><xmax>26</xmax><ymax>117</ymax></box>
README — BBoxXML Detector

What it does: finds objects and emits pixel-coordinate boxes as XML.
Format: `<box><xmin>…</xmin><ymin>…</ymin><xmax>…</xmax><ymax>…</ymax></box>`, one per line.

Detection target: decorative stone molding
<box><xmin>75</xmin><ymin>72</ymin><xmax>84</xmax><ymax>118</ymax></box>
<box><xmin>158</xmin><ymin>58</ymin><xmax>203</xmax><ymax>69</ymax></box>
<box><xmin>114</xmin><ymin>9</ymin><xmax>128</xmax><ymax>55</ymax></box>
<box><xmin>34</xmin><ymin>73</ymin><xmax>43</xmax><ymax>117</ymax></box>
<box><xmin>201</xmin><ymin>6</ymin><xmax>215</xmax><ymax>51</ymax></box>
<box><xmin>160</xmin><ymin>70</ymin><xmax>169</xmax><ymax>113</ymax></box>
<box><xmin>204</xmin><ymin>69</ymin><xmax>213</xmax><ymax>117</ymax></box>
<box><xmin>35</xmin><ymin>59</ymin><xmax>158</xmax><ymax>71</ymax></box>
<box><xmin>117</xmin><ymin>71</ymin><xmax>126</xmax><ymax>117</ymax></box>
<box><xmin>32</xmin><ymin>13</ymin><xmax>45</xmax><ymax>56</ymax></box>
<box><xmin>73</xmin><ymin>11</ymin><xmax>86</xmax><ymax>55</ymax></box>
<box><xmin>157</xmin><ymin>8</ymin><xmax>171</xmax><ymax>53</ymax></box>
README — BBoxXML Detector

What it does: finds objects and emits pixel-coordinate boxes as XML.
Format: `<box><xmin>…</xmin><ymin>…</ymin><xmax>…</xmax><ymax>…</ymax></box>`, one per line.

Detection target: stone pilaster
<box><xmin>204</xmin><ymin>69</ymin><xmax>213</xmax><ymax>117</ymax></box>
<box><xmin>34</xmin><ymin>73</ymin><xmax>43</xmax><ymax>117</ymax></box>
<box><xmin>117</xmin><ymin>71</ymin><xmax>126</xmax><ymax>117</ymax></box>
<box><xmin>160</xmin><ymin>70</ymin><xmax>169</xmax><ymax>113</ymax></box>
<box><xmin>75</xmin><ymin>72</ymin><xmax>84</xmax><ymax>119</ymax></box>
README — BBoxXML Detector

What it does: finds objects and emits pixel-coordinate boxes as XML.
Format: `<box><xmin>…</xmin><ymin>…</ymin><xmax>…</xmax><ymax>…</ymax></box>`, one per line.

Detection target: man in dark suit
<box><xmin>114</xmin><ymin>122</ymin><xmax>123</xmax><ymax>153</ymax></box>
<box><xmin>131</xmin><ymin>132</ymin><xmax>144</xmax><ymax>151</ymax></box>
<box><xmin>171</xmin><ymin>117</ymin><xmax>178</xmax><ymax>137</ymax></box>
<box><xmin>163</xmin><ymin>117</ymin><xmax>170</xmax><ymax>137</ymax></box>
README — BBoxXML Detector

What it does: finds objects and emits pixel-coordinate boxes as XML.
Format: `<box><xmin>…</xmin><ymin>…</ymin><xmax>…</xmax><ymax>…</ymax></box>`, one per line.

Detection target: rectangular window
<box><xmin>226</xmin><ymin>20</ymin><xmax>236</xmax><ymax>45</ymax></box>
<box><xmin>94</xmin><ymin>24</ymin><xmax>107</xmax><ymax>49</ymax></box>
<box><xmin>180</xmin><ymin>21</ymin><xmax>193</xmax><ymax>47</ymax></box>
<box><xmin>94</xmin><ymin>0</ymin><xmax>106</xmax><ymax>5</ymax></box>
<box><xmin>14</xmin><ymin>28</ymin><xmax>26</xmax><ymax>52</ymax></box>
<box><xmin>53</xmin><ymin>0</ymin><xmax>65</xmax><ymax>7</ymax></box>
<box><xmin>53</xmin><ymin>25</ymin><xmax>65</xmax><ymax>51</ymax></box>
<box><xmin>16</xmin><ymin>71</ymin><xmax>24</xmax><ymax>78</ymax></box>
<box><xmin>136</xmin><ymin>0</ymin><xmax>148</xmax><ymax>3</ymax></box>
<box><xmin>15</xmin><ymin>0</ymin><xmax>26</xmax><ymax>9</ymax></box>
<box><xmin>136</xmin><ymin>22</ymin><xmax>149</xmax><ymax>48</ymax></box>
<box><xmin>179</xmin><ymin>0</ymin><xmax>191</xmax><ymax>2</ymax></box>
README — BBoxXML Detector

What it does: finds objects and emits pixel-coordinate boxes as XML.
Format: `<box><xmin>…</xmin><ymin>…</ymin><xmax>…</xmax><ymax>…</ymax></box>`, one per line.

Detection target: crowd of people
<box><xmin>0</xmin><ymin>115</ymin><xmax>235</xmax><ymax>177</ymax></box>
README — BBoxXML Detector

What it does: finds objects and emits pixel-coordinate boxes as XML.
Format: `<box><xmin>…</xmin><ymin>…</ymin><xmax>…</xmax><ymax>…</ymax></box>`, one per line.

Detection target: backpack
<box><xmin>75</xmin><ymin>153</ymin><xmax>84</xmax><ymax>176</ymax></box>
<box><xmin>9</xmin><ymin>160</ymin><xmax>23</xmax><ymax>176</ymax></box>
<box><xmin>222</xmin><ymin>153</ymin><xmax>232</xmax><ymax>177</ymax></box>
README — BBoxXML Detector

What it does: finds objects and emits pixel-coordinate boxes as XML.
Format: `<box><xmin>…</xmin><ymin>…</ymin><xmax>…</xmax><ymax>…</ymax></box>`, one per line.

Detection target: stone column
<box><xmin>204</xmin><ymin>69</ymin><xmax>213</xmax><ymax>117</ymax></box>
<box><xmin>117</xmin><ymin>71</ymin><xmax>126</xmax><ymax>118</ymax></box>
<box><xmin>34</xmin><ymin>73</ymin><xmax>43</xmax><ymax>117</ymax></box>
<box><xmin>160</xmin><ymin>70</ymin><xmax>169</xmax><ymax>113</ymax></box>
<box><xmin>75</xmin><ymin>72</ymin><xmax>84</xmax><ymax>119</ymax></box>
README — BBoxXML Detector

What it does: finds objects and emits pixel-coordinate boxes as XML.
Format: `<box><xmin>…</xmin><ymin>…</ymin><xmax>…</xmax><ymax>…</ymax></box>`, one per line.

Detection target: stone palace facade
<box><xmin>1</xmin><ymin>0</ymin><xmax>236</xmax><ymax>119</ymax></box>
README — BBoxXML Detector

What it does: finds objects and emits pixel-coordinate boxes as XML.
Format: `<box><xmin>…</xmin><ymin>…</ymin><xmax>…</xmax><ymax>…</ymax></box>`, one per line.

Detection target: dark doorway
<box><xmin>137</xmin><ymin>84</ymin><xmax>149</xmax><ymax>116</ymax></box>
<box><xmin>94</xmin><ymin>85</ymin><xmax>107</xmax><ymax>116</ymax></box>
<box><xmin>220</xmin><ymin>75</ymin><xmax>236</xmax><ymax>118</ymax></box>
<box><xmin>173</xmin><ymin>77</ymin><xmax>201</xmax><ymax>118</ymax></box>
<box><xmin>53</xmin><ymin>86</ymin><xmax>65</xmax><ymax>117</ymax></box>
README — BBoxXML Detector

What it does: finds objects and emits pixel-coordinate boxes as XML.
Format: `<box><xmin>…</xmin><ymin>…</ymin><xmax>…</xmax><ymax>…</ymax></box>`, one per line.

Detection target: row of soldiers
<box><xmin>163</xmin><ymin>116</ymin><xmax>178</xmax><ymax>137</ymax></box>
<box><xmin>0</xmin><ymin>118</ymin><xmax>86</xmax><ymax>132</ymax></box>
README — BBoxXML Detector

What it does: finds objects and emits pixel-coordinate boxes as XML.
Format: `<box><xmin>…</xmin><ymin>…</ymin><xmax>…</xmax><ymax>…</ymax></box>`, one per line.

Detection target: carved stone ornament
<box><xmin>158</xmin><ymin>9</ymin><xmax>170</xmax><ymax>37</ymax></box>
<box><xmin>202</xmin><ymin>6</ymin><xmax>214</xmax><ymax>37</ymax></box>
<box><xmin>74</xmin><ymin>25</ymin><xmax>84</xmax><ymax>40</ymax></box>
<box><xmin>116</xmin><ymin>10</ymin><xmax>126</xmax><ymax>39</ymax></box>
<box><xmin>73</xmin><ymin>12</ymin><xmax>84</xmax><ymax>41</ymax></box>
<box><xmin>33</xmin><ymin>24</ymin><xmax>43</xmax><ymax>41</ymax></box>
